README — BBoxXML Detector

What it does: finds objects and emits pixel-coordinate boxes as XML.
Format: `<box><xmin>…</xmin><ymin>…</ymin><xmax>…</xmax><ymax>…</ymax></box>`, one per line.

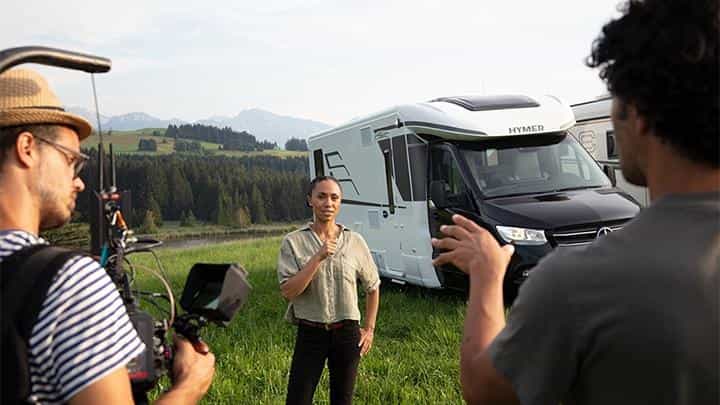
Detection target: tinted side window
<box><xmin>606</xmin><ymin>130</ymin><xmax>618</xmax><ymax>159</ymax></box>
<box><xmin>391</xmin><ymin>135</ymin><xmax>412</xmax><ymax>201</ymax></box>
<box><xmin>378</xmin><ymin>139</ymin><xmax>395</xmax><ymax>214</ymax></box>
<box><xmin>313</xmin><ymin>149</ymin><xmax>324</xmax><ymax>177</ymax></box>
<box><xmin>407</xmin><ymin>134</ymin><xmax>427</xmax><ymax>201</ymax></box>
<box><xmin>431</xmin><ymin>147</ymin><xmax>471</xmax><ymax>208</ymax></box>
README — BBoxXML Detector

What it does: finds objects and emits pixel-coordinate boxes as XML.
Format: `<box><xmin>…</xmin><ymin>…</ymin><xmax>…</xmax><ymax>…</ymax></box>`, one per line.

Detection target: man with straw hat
<box><xmin>0</xmin><ymin>68</ymin><xmax>215</xmax><ymax>404</ymax></box>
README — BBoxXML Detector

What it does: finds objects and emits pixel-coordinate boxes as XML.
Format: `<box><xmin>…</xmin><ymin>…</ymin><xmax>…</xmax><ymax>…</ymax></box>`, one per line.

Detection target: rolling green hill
<box><xmin>83</xmin><ymin>129</ymin><xmax>308</xmax><ymax>158</ymax></box>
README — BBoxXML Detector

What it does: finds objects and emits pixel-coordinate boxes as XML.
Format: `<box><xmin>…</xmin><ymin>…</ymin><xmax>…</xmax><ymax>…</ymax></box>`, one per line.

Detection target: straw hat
<box><xmin>0</xmin><ymin>68</ymin><xmax>92</xmax><ymax>140</ymax></box>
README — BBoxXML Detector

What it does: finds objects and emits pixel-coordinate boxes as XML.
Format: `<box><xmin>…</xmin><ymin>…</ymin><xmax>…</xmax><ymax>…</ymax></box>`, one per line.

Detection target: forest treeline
<box><xmin>284</xmin><ymin>137</ymin><xmax>308</xmax><ymax>151</ymax></box>
<box><xmin>76</xmin><ymin>152</ymin><xmax>311</xmax><ymax>230</ymax></box>
<box><xmin>164</xmin><ymin>124</ymin><xmax>277</xmax><ymax>151</ymax></box>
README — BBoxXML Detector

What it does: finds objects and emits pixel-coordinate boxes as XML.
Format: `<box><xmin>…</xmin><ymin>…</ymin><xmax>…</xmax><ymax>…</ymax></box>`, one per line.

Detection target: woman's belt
<box><xmin>297</xmin><ymin>319</ymin><xmax>358</xmax><ymax>330</ymax></box>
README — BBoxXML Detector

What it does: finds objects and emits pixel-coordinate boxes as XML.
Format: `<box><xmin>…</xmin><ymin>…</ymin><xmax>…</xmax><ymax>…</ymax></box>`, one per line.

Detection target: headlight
<box><xmin>496</xmin><ymin>226</ymin><xmax>547</xmax><ymax>245</ymax></box>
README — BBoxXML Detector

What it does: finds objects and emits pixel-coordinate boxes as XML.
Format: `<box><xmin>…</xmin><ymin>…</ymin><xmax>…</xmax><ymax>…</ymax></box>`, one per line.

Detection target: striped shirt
<box><xmin>0</xmin><ymin>230</ymin><xmax>145</xmax><ymax>404</ymax></box>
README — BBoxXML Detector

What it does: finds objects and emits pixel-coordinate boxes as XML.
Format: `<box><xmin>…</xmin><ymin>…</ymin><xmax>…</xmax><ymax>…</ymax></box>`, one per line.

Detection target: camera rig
<box><xmin>0</xmin><ymin>46</ymin><xmax>251</xmax><ymax>403</ymax></box>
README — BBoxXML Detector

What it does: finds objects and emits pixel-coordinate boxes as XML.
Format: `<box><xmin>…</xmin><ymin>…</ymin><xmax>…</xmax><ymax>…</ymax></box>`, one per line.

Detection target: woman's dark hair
<box><xmin>586</xmin><ymin>0</ymin><xmax>719</xmax><ymax>167</ymax></box>
<box><xmin>306</xmin><ymin>175</ymin><xmax>342</xmax><ymax>197</ymax></box>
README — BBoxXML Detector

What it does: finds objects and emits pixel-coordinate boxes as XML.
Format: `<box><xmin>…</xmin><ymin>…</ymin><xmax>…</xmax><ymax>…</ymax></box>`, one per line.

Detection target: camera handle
<box><xmin>173</xmin><ymin>313</ymin><xmax>209</xmax><ymax>353</ymax></box>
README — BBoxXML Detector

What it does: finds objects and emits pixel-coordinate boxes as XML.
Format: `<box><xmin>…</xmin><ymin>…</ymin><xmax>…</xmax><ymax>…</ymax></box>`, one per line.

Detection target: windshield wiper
<box><xmin>484</xmin><ymin>185</ymin><xmax>605</xmax><ymax>200</ymax></box>
<box><xmin>552</xmin><ymin>185</ymin><xmax>605</xmax><ymax>193</ymax></box>
<box><xmin>484</xmin><ymin>190</ymin><xmax>549</xmax><ymax>199</ymax></box>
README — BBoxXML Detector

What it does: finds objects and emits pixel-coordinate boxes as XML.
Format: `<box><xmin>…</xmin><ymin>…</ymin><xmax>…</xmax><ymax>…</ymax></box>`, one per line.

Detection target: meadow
<box><xmin>129</xmin><ymin>236</ymin><xmax>468</xmax><ymax>404</ymax></box>
<box><xmin>83</xmin><ymin>129</ymin><xmax>307</xmax><ymax>158</ymax></box>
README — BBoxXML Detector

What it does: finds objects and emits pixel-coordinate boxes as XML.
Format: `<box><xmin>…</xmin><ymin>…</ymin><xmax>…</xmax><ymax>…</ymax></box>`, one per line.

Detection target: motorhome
<box><xmin>308</xmin><ymin>95</ymin><xmax>640</xmax><ymax>305</ymax></box>
<box><xmin>569</xmin><ymin>96</ymin><xmax>650</xmax><ymax>206</ymax></box>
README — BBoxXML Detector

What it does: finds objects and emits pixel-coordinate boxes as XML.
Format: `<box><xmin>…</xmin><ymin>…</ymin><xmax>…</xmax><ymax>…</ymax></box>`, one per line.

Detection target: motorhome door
<box><xmin>376</xmin><ymin>133</ymin><xmax>428</xmax><ymax>284</ymax></box>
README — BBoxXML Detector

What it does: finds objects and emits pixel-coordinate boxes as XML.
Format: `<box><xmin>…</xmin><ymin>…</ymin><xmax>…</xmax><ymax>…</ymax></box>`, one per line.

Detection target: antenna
<box><xmin>110</xmin><ymin>143</ymin><xmax>117</xmax><ymax>190</ymax></box>
<box><xmin>90</xmin><ymin>73</ymin><xmax>109</xmax><ymax>255</ymax></box>
<box><xmin>91</xmin><ymin>74</ymin><xmax>104</xmax><ymax>191</ymax></box>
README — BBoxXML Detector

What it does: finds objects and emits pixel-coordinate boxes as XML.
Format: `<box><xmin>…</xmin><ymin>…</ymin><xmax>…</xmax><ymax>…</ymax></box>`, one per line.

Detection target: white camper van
<box><xmin>308</xmin><ymin>95</ymin><xmax>640</xmax><ymax>305</ymax></box>
<box><xmin>569</xmin><ymin>97</ymin><xmax>650</xmax><ymax>206</ymax></box>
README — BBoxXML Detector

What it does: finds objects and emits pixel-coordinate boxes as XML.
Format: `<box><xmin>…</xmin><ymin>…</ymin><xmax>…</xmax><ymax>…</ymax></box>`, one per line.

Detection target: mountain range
<box><xmin>67</xmin><ymin>107</ymin><xmax>331</xmax><ymax>147</ymax></box>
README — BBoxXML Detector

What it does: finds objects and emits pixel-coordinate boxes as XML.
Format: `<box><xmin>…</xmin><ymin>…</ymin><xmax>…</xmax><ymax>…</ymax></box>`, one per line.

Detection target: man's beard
<box><xmin>37</xmin><ymin>182</ymin><xmax>72</xmax><ymax>231</ymax></box>
<box><xmin>620</xmin><ymin>158</ymin><xmax>648</xmax><ymax>187</ymax></box>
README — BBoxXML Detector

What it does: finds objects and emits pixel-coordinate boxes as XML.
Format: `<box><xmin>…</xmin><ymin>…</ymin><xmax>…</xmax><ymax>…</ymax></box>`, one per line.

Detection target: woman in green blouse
<box><xmin>277</xmin><ymin>176</ymin><xmax>381</xmax><ymax>405</ymax></box>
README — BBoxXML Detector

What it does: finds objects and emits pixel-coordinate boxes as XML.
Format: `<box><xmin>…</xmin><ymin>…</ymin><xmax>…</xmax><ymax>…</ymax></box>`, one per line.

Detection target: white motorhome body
<box><xmin>569</xmin><ymin>97</ymin><xmax>649</xmax><ymax>206</ymax></box>
<box><xmin>307</xmin><ymin>95</ymin><xmax>639</xmax><ymax>296</ymax></box>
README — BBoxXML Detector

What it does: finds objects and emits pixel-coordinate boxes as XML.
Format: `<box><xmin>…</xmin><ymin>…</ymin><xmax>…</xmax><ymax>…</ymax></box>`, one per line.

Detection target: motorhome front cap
<box><xmin>358</xmin><ymin>94</ymin><xmax>576</xmax><ymax>141</ymax></box>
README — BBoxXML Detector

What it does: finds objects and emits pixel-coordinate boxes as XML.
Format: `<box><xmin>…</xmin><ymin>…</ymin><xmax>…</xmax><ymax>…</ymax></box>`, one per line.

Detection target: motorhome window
<box><xmin>407</xmin><ymin>134</ymin><xmax>424</xmax><ymax>145</ymax></box>
<box><xmin>378</xmin><ymin>139</ymin><xmax>395</xmax><ymax>214</ymax></box>
<box><xmin>486</xmin><ymin>149</ymin><xmax>498</xmax><ymax>166</ymax></box>
<box><xmin>407</xmin><ymin>134</ymin><xmax>428</xmax><ymax>201</ymax></box>
<box><xmin>313</xmin><ymin>149</ymin><xmax>324</xmax><ymax>177</ymax></box>
<box><xmin>430</xmin><ymin>147</ymin><xmax>472</xmax><ymax>209</ymax></box>
<box><xmin>383</xmin><ymin>150</ymin><xmax>395</xmax><ymax>214</ymax></box>
<box><xmin>559</xmin><ymin>143</ymin><xmax>593</xmax><ymax>180</ymax></box>
<box><xmin>559</xmin><ymin>144</ymin><xmax>581</xmax><ymax>177</ymax></box>
<box><xmin>606</xmin><ymin>130</ymin><xmax>618</xmax><ymax>159</ymax></box>
<box><xmin>458</xmin><ymin>133</ymin><xmax>610</xmax><ymax>198</ymax></box>
<box><xmin>391</xmin><ymin>135</ymin><xmax>412</xmax><ymax>201</ymax></box>
<box><xmin>515</xmin><ymin>149</ymin><xmax>543</xmax><ymax>180</ymax></box>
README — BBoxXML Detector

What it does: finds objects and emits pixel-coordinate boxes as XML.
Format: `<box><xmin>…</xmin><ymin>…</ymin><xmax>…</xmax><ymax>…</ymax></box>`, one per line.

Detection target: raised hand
<box><xmin>317</xmin><ymin>238</ymin><xmax>338</xmax><ymax>260</ymax></box>
<box><xmin>431</xmin><ymin>214</ymin><xmax>514</xmax><ymax>284</ymax></box>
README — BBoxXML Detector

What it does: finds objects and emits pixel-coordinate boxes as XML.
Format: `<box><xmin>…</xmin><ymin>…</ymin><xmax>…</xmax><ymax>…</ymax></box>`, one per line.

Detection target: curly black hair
<box><xmin>586</xmin><ymin>0</ymin><xmax>719</xmax><ymax>167</ymax></box>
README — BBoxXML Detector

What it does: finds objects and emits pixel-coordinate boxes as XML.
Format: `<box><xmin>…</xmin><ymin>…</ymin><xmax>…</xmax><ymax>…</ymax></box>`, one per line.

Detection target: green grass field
<box><xmin>129</xmin><ymin>237</ymin><xmax>467</xmax><ymax>404</ymax></box>
<box><xmin>83</xmin><ymin>129</ymin><xmax>308</xmax><ymax>158</ymax></box>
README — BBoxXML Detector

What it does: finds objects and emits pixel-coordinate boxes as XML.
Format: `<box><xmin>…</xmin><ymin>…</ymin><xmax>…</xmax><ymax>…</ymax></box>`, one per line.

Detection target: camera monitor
<box><xmin>179</xmin><ymin>263</ymin><xmax>251</xmax><ymax>324</ymax></box>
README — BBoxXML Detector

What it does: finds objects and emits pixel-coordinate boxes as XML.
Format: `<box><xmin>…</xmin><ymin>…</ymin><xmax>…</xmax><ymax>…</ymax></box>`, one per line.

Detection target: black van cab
<box><xmin>428</xmin><ymin>130</ymin><xmax>640</xmax><ymax>305</ymax></box>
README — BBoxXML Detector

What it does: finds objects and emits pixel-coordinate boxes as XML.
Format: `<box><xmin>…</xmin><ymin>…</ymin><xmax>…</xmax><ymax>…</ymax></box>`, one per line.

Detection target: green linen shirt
<box><xmin>277</xmin><ymin>223</ymin><xmax>380</xmax><ymax>324</ymax></box>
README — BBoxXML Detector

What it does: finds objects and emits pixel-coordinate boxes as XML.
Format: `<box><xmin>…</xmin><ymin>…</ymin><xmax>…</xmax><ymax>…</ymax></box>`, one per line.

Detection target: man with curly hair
<box><xmin>432</xmin><ymin>0</ymin><xmax>719</xmax><ymax>404</ymax></box>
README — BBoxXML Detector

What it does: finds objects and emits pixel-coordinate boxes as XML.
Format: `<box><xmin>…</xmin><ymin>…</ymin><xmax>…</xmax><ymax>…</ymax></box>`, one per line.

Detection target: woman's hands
<box><xmin>316</xmin><ymin>238</ymin><xmax>337</xmax><ymax>261</ymax></box>
<box><xmin>359</xmin><ymin>327</ymin><xmax>374</xmax><ymax>356</ymax></box>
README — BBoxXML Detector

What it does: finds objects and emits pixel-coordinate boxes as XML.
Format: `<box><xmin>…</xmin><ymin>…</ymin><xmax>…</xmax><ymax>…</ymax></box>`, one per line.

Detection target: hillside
<box><xmin>69</xmin><ymin>107</ymin><xmax>331</xmax><ymax>146</ymax></box>
<box><xmin>197</xmin><ymin>108</ymin><xmax>330</xmax><ymax>146</ymax></box>
<box><xmin>82</xmin><ymin>129</ymin><xmax>308</xmax><ymax>158</ymax></box>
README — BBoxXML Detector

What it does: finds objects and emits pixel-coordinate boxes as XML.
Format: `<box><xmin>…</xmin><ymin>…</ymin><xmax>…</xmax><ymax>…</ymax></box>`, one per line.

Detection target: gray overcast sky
<box><xmin>2</xmin><ymin>0</ymin><xmax>623</xmax><ymax>126</ymax></box>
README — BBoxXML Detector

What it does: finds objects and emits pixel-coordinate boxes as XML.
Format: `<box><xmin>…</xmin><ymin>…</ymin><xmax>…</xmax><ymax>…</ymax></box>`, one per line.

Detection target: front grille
<box><xmin>550</xmin><ymin>219</ymin><xmax>628</xmax><ymax>246</ymax></box>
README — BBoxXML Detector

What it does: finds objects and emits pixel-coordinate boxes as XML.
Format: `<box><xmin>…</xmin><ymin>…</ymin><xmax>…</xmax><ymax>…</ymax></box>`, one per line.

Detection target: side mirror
<box><xmin>430</xmin><ymin>180</ymin><xmax>450</xmax><ymax>209</ymax></box>
<box><xmin>602</xmin><ymin>164</ymin><xmax>617</xmax><ymax>187</ymax></box>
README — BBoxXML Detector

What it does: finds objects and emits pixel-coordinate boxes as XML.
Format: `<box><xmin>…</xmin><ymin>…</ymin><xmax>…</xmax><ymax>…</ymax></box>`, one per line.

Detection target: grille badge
<box><xmin>596</xmin><ymin>226</ymin><xmax>614</xmax><ymax>238</ymax></box>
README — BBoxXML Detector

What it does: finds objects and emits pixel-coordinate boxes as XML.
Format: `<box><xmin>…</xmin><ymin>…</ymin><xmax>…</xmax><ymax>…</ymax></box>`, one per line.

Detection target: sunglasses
<box><xmin>34</xmin><ymin>135</ymin><xmax>90</xmax><ymax>179</ymax></box>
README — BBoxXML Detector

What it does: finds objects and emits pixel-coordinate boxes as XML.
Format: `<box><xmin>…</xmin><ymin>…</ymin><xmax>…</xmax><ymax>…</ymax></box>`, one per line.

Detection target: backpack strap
<box><xmin>1</xmin><ymin>244</ymin><xmax>85</xmax><ymax>404</ymax></box>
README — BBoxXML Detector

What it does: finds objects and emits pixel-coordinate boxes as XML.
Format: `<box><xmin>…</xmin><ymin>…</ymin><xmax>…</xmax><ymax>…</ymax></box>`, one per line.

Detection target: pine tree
<box><xmin>167</xmin><ymin>165</ymin><xmax>193</xmax><ymax>219</ymax></box>
<box><xmin>234</xmin><ymin>206</ymin><xmax>252</xmax><ymax>229</ymax></box>
<box><xmin>138</xmin><ymin>210</ymin><xmax>159</xmax><ymax>234</ymax></box>
<box><xmin>214</xmin><ymin>186</ymin><xmax>233</xmax><ymax>226</ymax></box>
<box><xmin>186</xmin><ymin>210</ymin><xmax>198</xmax><ymax>226</ymax></box>
<box><xmin>249</xmin><ymin>185</ymin><xmax>267</xmax><ymax>224</ymax></box>
<box><xmin>180</xmin><ymin>210</ymin><xmax>198</xmax><ymax>227</ymax></box>
<box><xmin>146</xmin><ymin>194</ymin><xmax>163</xmax><ymax>227</ymax></box>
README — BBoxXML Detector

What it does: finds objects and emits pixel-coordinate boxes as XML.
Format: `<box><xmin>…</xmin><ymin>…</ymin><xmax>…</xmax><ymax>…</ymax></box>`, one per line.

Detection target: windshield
<box><xmin>458</xmin><ymin>132</ymin><xmax>611</xmax><ymax>198</ymax></box>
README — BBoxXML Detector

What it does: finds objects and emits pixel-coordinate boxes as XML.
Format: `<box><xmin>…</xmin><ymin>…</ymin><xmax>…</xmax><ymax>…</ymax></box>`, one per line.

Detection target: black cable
<box><xmin>138</xmin><ymin>295</ymin><xmax>171</xmax><ymax>317</ymax></box>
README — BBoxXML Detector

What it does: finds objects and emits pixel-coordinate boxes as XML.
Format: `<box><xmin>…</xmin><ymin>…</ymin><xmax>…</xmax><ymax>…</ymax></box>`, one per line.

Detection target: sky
<box><xmin>2</xmin><ymin>0</ymin><xmax>623</xmax><ymax>126</ymax></box>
